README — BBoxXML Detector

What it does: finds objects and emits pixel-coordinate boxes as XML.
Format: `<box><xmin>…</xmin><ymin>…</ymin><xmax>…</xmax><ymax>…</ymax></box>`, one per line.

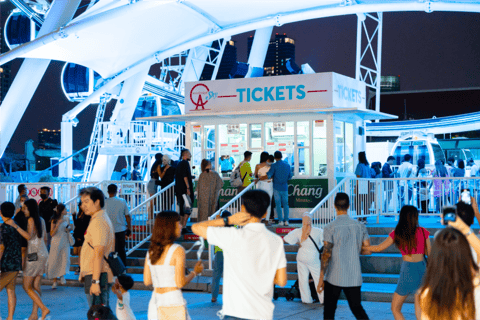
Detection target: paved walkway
<box><xmin>0</xmin><ymin>285</ymin><xmax>416</xmax><ymax>320</ymax></box>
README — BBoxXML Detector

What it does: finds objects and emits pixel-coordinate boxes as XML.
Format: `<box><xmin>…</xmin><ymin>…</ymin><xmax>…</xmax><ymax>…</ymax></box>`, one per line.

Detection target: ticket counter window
<box><xmin>250</xmin><ymin>124</ymin><xmax>263</xmax><ymax>169</ymax></box>
<box><xmin>192</xmin><ymin>131</ymin><xmax>202</xmax><ymax>178</ymax></box>
<box><xmin>265</xmin><ymin>122</ymin><xmax>295</xmax><ymax>175</ymax></box>
<box><xmin>345</xmin><ymin>122</ymin><xmax>354</xmax><ymax>173</ymax></box>
<box><xmin>313</xmin><ymin>120</ymin><xmax>327</xmax><ymax>176</ymax></box>
<box><xmin>204</xmin><ymin>125</ymin><xmax>215</xmax><ymax>170</ymax></box>
<box><xmin>297</xmin><ymin>121</ymin><xmax>310</xmax><ymax>175</ymax></box>
<box><xmin>219</xmin><ymin>124</ymin><xmax>247</xmax><ymax>168</ymax></box>
<box><xmin>335</xmin><ymin>121</ymin><xmax>345</xmax><ymax>173</ymax></box>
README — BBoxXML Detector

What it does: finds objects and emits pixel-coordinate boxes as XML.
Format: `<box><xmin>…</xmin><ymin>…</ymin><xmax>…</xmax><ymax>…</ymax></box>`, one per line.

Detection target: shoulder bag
<box><xmin>309</xmin><ymin>235</ymin><xmax>324</xmax><ymax>260</ymax></box>
<box><xmin>87</xmin><ymin>242</ymin><xmax>126</xmax><ymax>277</ymax></box>
<box><xmin>421</xmin><ymin>227</ymin><xmax>428</xmax><ymax>265</ymax></box>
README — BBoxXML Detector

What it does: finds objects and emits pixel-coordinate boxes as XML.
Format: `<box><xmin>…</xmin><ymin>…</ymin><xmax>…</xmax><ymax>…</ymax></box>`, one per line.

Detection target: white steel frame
<box><xmin>355</xmin><ymin>12</ymin><xmax>383</xmax><ymax>115</ymax></box>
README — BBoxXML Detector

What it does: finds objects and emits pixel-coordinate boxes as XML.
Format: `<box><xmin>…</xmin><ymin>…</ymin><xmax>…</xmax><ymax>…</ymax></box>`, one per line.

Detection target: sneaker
<box><xmin>60</xmin><ymin>276</ymin><xmax>66</xmax><ymax>285</ymax></box>
<box><xmin>269</xmin><ymin>219</ymin><xmax>275</xmax><ymax>225</ymax></box>
<box><xmin>52</xmin><ymin>282</ymin><xmax>57</xmax><ymax>290</ymax></box>
<box><xmin>284</xmin><ymin>221</ymin><xmax>289</xmax><ymax>226</ymax></box>
<box><xmin>74</xmin><ymin>267</ymin><xmax>80</xmax><ymax>275</ymax></box>
<box><xmin>211</xmin><ymin>298</ymin><xmax>217</xmax><ymax>303</ymax></box>
<box><xmin>279</xmin><ymin>221</ymin><xmax>284</xmax><ymax>226</ymax></box>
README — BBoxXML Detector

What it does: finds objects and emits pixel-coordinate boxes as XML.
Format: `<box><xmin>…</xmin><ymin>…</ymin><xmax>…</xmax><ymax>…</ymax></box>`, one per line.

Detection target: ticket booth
<box><xmin>142</xmin><ymin>72</ymin><xmax>396</xmax><ymax>218</ymax></box>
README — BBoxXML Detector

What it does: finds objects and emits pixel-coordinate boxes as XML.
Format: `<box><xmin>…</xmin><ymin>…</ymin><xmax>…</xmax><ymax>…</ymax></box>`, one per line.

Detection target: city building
<box><xmin>380</xmin><ymin>76</ymin><xmax>401</xmax><ymax>92</ymax></box>
<box><xmin>38</xmin><ymin>128</ymin><xmax>61</xmax><ymax>150</ymax></box>
<box><xmin>200</xmin><ymin>40</ymin><xmax>238</xmax><ymax>80</ymax></box>
<box><xmin>248</xmin><ymin>33</ymin><xmax>296</xmax><ymax>76</ymax></box>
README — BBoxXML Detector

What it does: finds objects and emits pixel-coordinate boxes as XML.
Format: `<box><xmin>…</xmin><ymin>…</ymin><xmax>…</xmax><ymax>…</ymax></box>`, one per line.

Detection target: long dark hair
<box><xmin>419</xmin><ymin>228</ymin><xmax>477</xmax><ymax>320</ymax></box>
<box><xmin>358</xmin><ymin>151</ymin><xmax>368</xmax><ymax>165</ymax></box>
<box><xmin>148</xmin><ymin>211</ymin><xmax>180</xmax><ymax>264</ymax></box>
<box><xmin>393</xmin><ymin>205</ymin><xmax>419</xmax><ymax>253</ymax></box>
<box><xmin>458</xmin><ymin>159</ymin><xmax>465</xmax><ymax>170</ymax></box>
<box><xmin>260</xmin><ymin>152</ymin><xmax>269</xmax><ymax>164</ymax></box>
<box><xmin>24</xmin><ymin>199</ymin><xmax>42</xmax><ymax>238</ymax></box>
<box><xmin>52</xmin><ymin>203</ymin><xmax>66</xmax><ymax>225</ymax></box>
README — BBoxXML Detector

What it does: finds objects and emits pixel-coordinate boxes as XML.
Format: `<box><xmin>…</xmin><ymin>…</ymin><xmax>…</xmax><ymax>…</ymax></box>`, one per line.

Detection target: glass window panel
<box><xmin>345</xmin><ymin>122</ymin><xmax>354</xmax><ymax>173</ymax></box>
<box><xmin>297</xmin><ymin>121</ymin><xmax>310</xmax><ymax>147</ymax></box>
<box><xmin>335</xmin><ymin>121</ymin><xmax>345</xmax><ymax>173</ymax></box>
<box><xmin>204</xmin><ymin>125</ymin><xmax>215</xmax><ymax>149</ymax></box>
<box><xmin>203</xmin><ymin>151</ymin><xmax>216</xmax><ymax>171</ymax></box>
<box><xmin>250</xmin><ymin>124</ymin><xmax>262</xmax><ymax>149</ymax></box>
<box><xmin>313</xmin><ymin>120</ymin><xmax>327</xmax><ymax>176</ymax></box>
<box><xmin>219</xmin><ymin>124</ymin><xmax>247</xmax><ymax>167</ymax></box>
<box><xmin>298</xmin><ymin>148</ymin><xmax>310</xmax><ymax>175</ymax></box>
<box><xmin>192</xmin><ymin>131</ymin><xmax>202</xmax><ymax>178</ymax></box>
<box><xmin>265</xmin><ymin>121</ymin><xmax>295</xmax><ymax>175</ymax></box>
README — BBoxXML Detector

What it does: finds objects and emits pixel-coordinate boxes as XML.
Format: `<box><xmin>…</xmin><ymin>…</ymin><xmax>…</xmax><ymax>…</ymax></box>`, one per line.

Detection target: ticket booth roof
<box><xmin>139</xmin><ymin>107</ymin><xmax>397</xmax><ymax>124</ymax></box>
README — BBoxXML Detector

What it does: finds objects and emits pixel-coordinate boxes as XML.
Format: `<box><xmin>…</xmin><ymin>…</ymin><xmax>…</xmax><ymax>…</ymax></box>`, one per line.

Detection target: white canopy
<box><xmin>1</xmin><ymin>0</ymin><xmax>479</xmax><ymax>78</ymax></box>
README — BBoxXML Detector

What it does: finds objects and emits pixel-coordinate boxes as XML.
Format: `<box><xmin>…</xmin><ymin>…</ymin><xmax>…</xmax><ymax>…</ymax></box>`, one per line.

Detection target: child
<box><xmin>112</xmin><ymin>275</ymin><xmax>136</xmax><ymax>320</ymax></box>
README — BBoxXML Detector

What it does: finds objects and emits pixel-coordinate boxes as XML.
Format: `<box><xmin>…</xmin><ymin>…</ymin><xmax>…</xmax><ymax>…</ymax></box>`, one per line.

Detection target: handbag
<box><xmin>87</xmin><ymin>294</ymin><xmax>118</xmax><ymax>320</ymax></box>
<box><xmin>27</xmin><ymin>253</ymin><xmax>38</xmax><ymax>262</ymax></box>
<box><xmin>88</xmin><ymin>243</ymin><xmax>126</xmax><ymax>277</ymax></box>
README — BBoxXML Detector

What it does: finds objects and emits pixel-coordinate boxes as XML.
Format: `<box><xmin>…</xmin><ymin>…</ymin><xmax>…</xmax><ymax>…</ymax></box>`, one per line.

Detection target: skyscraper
<box><xmin>248</xmin><ymin>33</ymin><xmax>296</xmax><ymax>77</ymax></box>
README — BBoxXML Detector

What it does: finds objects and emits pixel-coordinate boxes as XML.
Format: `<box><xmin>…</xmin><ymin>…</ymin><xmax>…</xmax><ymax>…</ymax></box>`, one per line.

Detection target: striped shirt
<box><xmin>323</xmin><ymin>214</ymin><xmax>369</xmax><ymax>287</ymax></box>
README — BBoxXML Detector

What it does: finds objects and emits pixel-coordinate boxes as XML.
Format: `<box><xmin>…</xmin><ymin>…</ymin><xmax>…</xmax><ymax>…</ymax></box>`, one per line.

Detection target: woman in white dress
<box><xmin>255</xmin><ymin>152</ymin><xmax>273</xmax><ymax>224</ymax></box>
<box><xmin>46</xmin><ymin>203</ymin><xmax>71</xmax><ymax>289</ymax></box>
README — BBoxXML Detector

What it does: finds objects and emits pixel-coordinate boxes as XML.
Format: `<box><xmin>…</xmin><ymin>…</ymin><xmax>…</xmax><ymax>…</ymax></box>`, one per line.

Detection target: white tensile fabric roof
<box><xmin>3</xmin><ymin>0</ymin><xmax>480</xmax><ymax>78</ymax></box>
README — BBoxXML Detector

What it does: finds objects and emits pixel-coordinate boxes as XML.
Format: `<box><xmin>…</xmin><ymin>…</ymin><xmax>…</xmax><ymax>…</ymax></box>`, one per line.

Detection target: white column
<box><xmin>246</xmin><ymin>27</ymin><xmax>273</xmax><ymax>78</ymax></box>
<box><xmin>60</xmin><ymin>121</ymin><xmax>73</xmax><ymax>178</ymax></box>
<box><xmin>0</xmin><ymin>0</ymin><xmax>82</xmax><ymax>158</ymax></box>
<box><xmin>326</xmin><ymin>114</ymin><xmax>336</xmax><ymax>193</ymax></box>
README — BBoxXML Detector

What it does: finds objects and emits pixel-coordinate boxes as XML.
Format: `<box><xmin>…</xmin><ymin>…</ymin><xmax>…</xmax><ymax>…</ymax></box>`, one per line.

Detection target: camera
<box><xmin>442</xmin><ymin>206</ymin><xmax>456</xmax><ymax>225</ymax></box>
<box><xmin>461</xmin><ymin>189</ymin><xmax>471</xmax><ymax>205</ymax></box>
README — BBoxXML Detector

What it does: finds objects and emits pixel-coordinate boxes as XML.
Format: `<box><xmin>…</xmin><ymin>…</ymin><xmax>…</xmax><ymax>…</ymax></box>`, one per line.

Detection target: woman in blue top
<box><xmin>355</xmin><ymin>152</ymin><xmax>372</xmax><ymax>223</ymax></box>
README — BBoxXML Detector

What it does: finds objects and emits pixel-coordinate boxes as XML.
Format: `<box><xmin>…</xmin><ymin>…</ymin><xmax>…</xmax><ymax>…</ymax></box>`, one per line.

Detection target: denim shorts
<box><xmin>395</xmin><ymin>260</ymin><xmax>426</xmax><ymax>296</ymax></box>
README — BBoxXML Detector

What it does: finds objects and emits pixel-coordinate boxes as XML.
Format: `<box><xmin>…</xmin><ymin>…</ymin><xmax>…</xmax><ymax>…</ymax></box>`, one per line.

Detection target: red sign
<box><xmin>267</xmin><ymin>142</ymin><xmax>275</xmax><ymax>146</ymax></box>
<box><xmin>184</xmin><ymin>234</ymin><xmax>200</xmax><ymax>241</ymax></box>
<box><xmin>276</xmin><ymin>227</ymin><xmax>295</xmax><ymax>234</ymax></box>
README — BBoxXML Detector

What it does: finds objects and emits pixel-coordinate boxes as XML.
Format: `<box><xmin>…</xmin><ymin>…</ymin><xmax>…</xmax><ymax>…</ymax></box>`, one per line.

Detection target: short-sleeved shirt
<box><xmin>207</xmin><ymin>223</ymin><xmax>287</xmax><ymax>320</ymax></box>
<box><xmin>39</xmin><ymin>198</ymin><xmax>58</xmax><ymax>233</ymax></box>
<box><xmin>175</xmin><ymin>160</ymin><xmax>193</xmax><ymax>195</ymax></box>
<box><xmin>355</xmin><ymin>163</ymin><xmax>371</xmax><ymax>178</ymax></box>
<box><xmin>283</xmin><ymin>227</ymin><xmax>323</xmax><ymax>263</ymax></box>
<box><xmin>105</xmin><ymin>197</ymin><xmax>130</xmax><ymax>233</ymax></box>
<box><xmin>80</xmin><ymin>210</ymin><xmax>115</xmax><ymax>283</ymax></box>
<box><xmin>0</xmin><ymin>224</ymin><xmax>22</xmax><ymax>272</ymax></box>
<box><xmin>267</xmin><ymin>160</ymin><xmax>293</xmax><ymax>192</ymax></box>
<box><xmin>323</xmin><ymin>214</ymin><xmax>369</xmax><ymax>287</ymax></box>
<box><xmin>389</xmin><ymin>227</ymin><xmax>430</xmax><ymax>255</ymax></box>
<box><xmin>239</xmin><ymin>161</ymin><xmax>253</xmax><ymax>187</ymax></box>
<box><xmin>220</xmin><ymin>157</ymin><xmax>235</xmax><ymax>171</ymax></box>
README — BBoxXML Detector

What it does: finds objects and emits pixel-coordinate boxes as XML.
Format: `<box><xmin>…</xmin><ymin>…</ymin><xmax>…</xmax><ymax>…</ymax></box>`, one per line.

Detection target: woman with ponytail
<box><xmin>143</xmin><ymin>211</ymin><xmax>204</xmax><ymax>320</ymax></box>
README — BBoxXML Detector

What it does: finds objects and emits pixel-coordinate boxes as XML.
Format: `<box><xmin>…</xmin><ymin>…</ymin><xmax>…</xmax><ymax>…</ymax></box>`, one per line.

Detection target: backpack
<box><xmin>230</xmin><ymin>165</ymin><xmax>247</xmax><ymax>187</ymax></box>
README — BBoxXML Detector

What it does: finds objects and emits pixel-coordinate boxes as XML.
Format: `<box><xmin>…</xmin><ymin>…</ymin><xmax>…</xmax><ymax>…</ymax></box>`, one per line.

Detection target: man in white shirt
<box><xmin>105</xmin><ymin>184</ymin><xmax>131</xmax><ymax>266</ymax></box>
<box><xmin>445</xmin><ymin>157</ymin><xmax>455</xmax><ymax>177</ymax></box>
<box><xmin>192</xmin><ymin>190</ymin><xmax>287</xmax><ymax>320</ymax></box>
<box><xmin>468</xmin><ymin>159</ymin><xmax>479</xmax><ymax>198</ymax></box>
<box><xmin>284</xmin><ymin>214</ymin><xmax>324</xmax><ymax>304</ymax></box>
<box><xmin>397</xmin><ymin>154</ymin><xmax>414</xmax><ymax>207</ymax></box>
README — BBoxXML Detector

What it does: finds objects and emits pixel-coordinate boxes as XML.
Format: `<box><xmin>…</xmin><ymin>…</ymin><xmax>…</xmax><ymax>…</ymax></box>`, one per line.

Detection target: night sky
<box><xmin>1</xmin><ymin>6</ymin><xmax>480</xmax><ymax>154</ymax></box>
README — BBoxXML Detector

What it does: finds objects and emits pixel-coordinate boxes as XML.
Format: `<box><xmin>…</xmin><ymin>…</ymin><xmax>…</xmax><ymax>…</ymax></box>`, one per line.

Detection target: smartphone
<box><xmin>462</xmin><ymin>189</ymin><xmax>471</xmax><ymax>205</ymax></box>
<box><xmin>442</xmin><ymin>206</ymin><xmax>457</xmax><ymax>225</ymax></box>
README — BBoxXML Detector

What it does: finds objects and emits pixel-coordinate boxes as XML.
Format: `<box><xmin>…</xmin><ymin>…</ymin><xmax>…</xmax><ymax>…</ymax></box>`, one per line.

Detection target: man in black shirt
<box><xmin>175</xmin><ymin>149</ymin><xmax>194</xmax><ymax>233</ymax></box>
<box><xmin>38</xmin><ymin>186</ymin><xmax>58</xmax><ymax>249</ymax></box>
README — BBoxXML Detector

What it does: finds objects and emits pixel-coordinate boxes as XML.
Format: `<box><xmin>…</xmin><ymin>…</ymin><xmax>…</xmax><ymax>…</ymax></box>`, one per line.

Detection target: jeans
<box><xmin>211</xmin><ymin>251</ymin><xmax>224</xmax><ymax>299</ymax></box>
<box><xmin>273</xmin><ymin>189</ymin><xmax>289</xmax><ymax>222</ymax></box>
<box><xmin>324</xmin><ymin>281</ymin><xmax>369</xmax><ymax>320</ymax></box>
<box><xmin>115</xmin><ymin>231</ymin><xmax>127</xmax><ymax>266</ymax></box>
<box><xmin>400</xmin><ymin>186</ymin><xmax>413</xmax><ymax>208</ymax></box>
<box><xmin>85</xmin><ymin>273</ymin><xmax>112</xmax><ymax>308</ymax></box>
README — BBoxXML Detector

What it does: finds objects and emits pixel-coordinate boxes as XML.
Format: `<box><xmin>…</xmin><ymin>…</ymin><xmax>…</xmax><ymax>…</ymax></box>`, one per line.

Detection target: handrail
<box><xmin>64</xmin><ymin>180</ymin><xmax>102</xmax><ymax>207</ymax></box>
<box><xmin>210</xmin><ymin>183</ymin><xmax>255</xmax><ymax>220</ymax></box>
<box><xmin>307</xmin><ymin>177</ymin><xmax>347</xmax><ymax>216</ymax></box>
<box><xmin>34</xmin><ymin>143</ymin><xmax>92</xmax><ymax>179</ymax></box>
<box><xmin>129</xmin><ymin>181</ymin><xmax>175</xmax><ymax>213</ymax></box>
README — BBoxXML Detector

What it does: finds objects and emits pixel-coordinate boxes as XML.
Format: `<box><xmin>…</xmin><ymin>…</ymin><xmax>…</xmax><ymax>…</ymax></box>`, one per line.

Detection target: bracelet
<box><xmin>465</xmin><ymin>229</ymin><xmax>474</xmax><ymax>237</ymax></box>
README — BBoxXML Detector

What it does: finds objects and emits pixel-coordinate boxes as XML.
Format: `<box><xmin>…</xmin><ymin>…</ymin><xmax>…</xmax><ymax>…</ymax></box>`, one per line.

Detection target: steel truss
<box><xmin>355</xmin><ymin>12</ymin><xmax>383</xmax><ymax>115</ymax></box>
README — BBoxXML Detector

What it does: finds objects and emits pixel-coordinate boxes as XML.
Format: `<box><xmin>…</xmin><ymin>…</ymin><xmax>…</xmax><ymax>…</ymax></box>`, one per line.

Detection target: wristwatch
<box><xmin>92</xmin><ymin>279</ymin><xmax>100</xmax><ymax>284</ymax></box>
<box><xmin>465</xmin><ymin>229</ymin><xmax>474</xmax><ymax>237</ymax></box>
<box><xmin>223</xmin><ymin>216</ymin><xmax>231</xmax><ymax>227</ymax></box>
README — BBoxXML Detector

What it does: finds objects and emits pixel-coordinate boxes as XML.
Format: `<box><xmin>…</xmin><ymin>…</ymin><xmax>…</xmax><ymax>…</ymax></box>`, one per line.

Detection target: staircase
<box><xmin>58</xmin><ymin>217</ymin><xmax>446</xmax><ymax>303</ymax></box>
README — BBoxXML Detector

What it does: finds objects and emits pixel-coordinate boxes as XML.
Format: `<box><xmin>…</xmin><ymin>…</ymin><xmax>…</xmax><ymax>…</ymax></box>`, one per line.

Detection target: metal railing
<box><xmin>126</xmin><ymin>182</ymin><xmax>176</xmax><ymax>256</ymax></box>
<box><xmin>207</xmin><ymin>183</ymin><xmax>256</xmax><ymax>269</ymax></box>
<box><xmin>309</xmin><ymin>178</ymin><xmax>347</xmax><ymax>229</ymax></box>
